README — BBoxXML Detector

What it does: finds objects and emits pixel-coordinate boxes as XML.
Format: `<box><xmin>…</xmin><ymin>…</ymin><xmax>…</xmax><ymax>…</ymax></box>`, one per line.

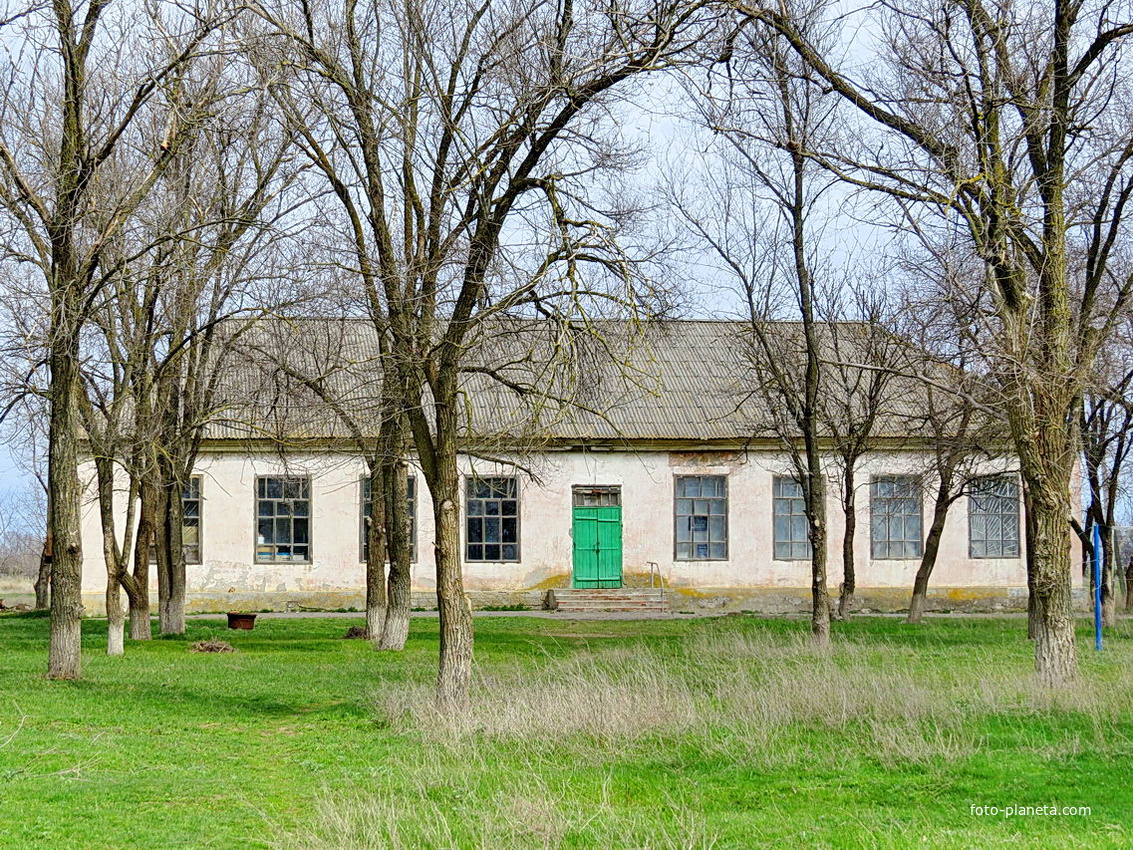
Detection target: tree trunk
<box><xmin>48</xmin><ymin>335</ymin><xmax>84</xmax><ymax>680</ymax></box>
<box><xmin>154</xmin><ymin>483</ymin><xmax>174</xmax><ymax>633</ymax></box>
<box><xmin>907</xmin><ymin>586</ymin><xmax>927</xmax><ymax>624</ymax></box>
<box><xmin>167</xmin><ymin>480</ymin><xmax>187</xmax><ymax>632</ymax></box>
<box><xmin>1101</xmin><ymin>585</ymin><xmax>1115</xmax><ymax>629</ymax></box>
<box><xmin>365</xmin><ymin>601</ymin><xmax>387</xmax><ymax>642</ymax></box>
<box><xmin>838</xmin><ymin>466</ymin><xmax>856</xmax><ymax>621</ymax></box>
<box><xmin>807</xmin><ymin>472</ymin><xmax>830</xmax><ymax>647</ymax></box>
<box><xmin>379</xmin><ymin>457</ymin><xmax>412</xmax><ymax>651</ymax></box>
<box><xmin>1025</xmin><ymin>498</ymin><xmax>1039</xmax><ymax>640</ymax></box>
<box><xmin>1027</xmin><ymin>576</ymin><xmax>1042</xmax><ymax>640</ymax></box>
<box><xmin>106</xmin><ymin>583</ymin><xmax>125</xmax><ymax>656</ymax></box>
<box><xmin>430</xmin><ymin>445</ymin><xmax>473</xmax><ymax>710</ymax></box>
<box><xmin>365</xmin><ymin>463</ymin><xmax>388</xmax><ymax>643</ymax></box>
<box><xmin>1028</xmin><ymin>489</ymin><xmax>1078</xmax><ymax>686</ymax></box>
<box><xmin>365</xmin><ymin>589</ymin><xmax>387</xmax><ymax>643</ymax></box>
<box><xmin>128</xmin><ymin>593</ymin><xmax>152</xmax><ymax>640</ymax></box>
<box><xmin>788</xmin><ymin>138</ymin><xmax>830</xmax><ymax>648</ymax></box>
<box><xmin>1100</xmin><ymin>526</ymin><xmax>1115</xmax><ymax>629</ymax></box>
<box><xmin>156</xmin><ymin>471</ymin><xmax>187</xmax><ymax>634</ymax></box>
<box><xmin>1125</xmin><ymin>555</ymin><xmax>1133</xmax><ymax>612</ymax></box>
<box><xmin>907</xmin><ymin>488</ymin><xmax>952</xmax><ymax>624</ymax></box>
<box><xmin>1081</xmin><ymin>522</ymin><xmax>1094</xmax><ymax>584</ymax></box>
<box><xmin>380</xmin><ymin>577</ymin><xmax>411</xmax><ymax>651</ymax></box>
<box><xmin>93</xmin><ymin>456</ymin><xmax>133</xmax><ymax>657</ymax></box>
<box><xmin>34</xmin><ymin>538</ymin><xmax>52</xmax><ymax>610</ymax></box>
<box><xmin>126</xmin><ymin>482</ymin><xmax>154</xmax><ymax>640</ymax></box>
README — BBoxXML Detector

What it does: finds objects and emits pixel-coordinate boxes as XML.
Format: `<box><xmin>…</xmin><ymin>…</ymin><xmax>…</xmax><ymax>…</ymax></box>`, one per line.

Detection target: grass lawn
<box><xmin>0</xmin><ymin>612</ymin><xmax>1131</xmax><ymax>848</ymax></box>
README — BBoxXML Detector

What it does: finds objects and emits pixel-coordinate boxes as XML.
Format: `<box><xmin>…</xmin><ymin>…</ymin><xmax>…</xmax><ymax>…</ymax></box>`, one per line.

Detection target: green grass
<box><xmin>1</xmin><ymin>613</ymin><xmax>1131</xmax><ymax>848</ymax></box>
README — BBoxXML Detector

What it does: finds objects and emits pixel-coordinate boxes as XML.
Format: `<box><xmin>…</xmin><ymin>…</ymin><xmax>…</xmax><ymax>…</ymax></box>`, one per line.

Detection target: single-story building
<box><xmin>78</xmin><ymin>320</ymin><xmax>1080</xmax><ymax>614</ymax></box>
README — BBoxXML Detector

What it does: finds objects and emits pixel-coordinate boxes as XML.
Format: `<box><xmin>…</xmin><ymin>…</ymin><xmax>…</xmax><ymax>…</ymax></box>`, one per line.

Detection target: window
<box><xmin>361</xmin><ymin>475</ymin><xmax>417</xmax><ymax>562</ymax></box>
<box><xmin>149</xmin><ymin>477</ymin><xmax>203</xmax><ymax>564</ymax></box>
<box><xmin>182</xmin><ymin>477</ymin><xmax>202</xmax><ymax>564</ymax></box>
<box><xmin>572</xmin><ymin>486</ymin><xmax>620</xmax><ymax>507</ymax></box>
<box><xmin>969</xmin><ymin>476</ymin><xmax>1020</xmax><ymax>558</ymax></box>
<box><xmin>256</xmin><ymin>476</ymin><xmax>311</xmax><ymax>563</ymax></box>
<box><xmin>773</xmin><ymin>477</ymin><xmax>811</xmax><ymax>560</ymax></box>
<box><xmin>870</xmin><ymin>475</ymin><xmax>922</xmax><ymax>559</ymax></box>
<box><xmin>675</xmin><ymin>475</ymin><xmax>728</xmax><ymax>560</ymax></box>
<box><xmin>466</xmin><ymin>477</ymin><xmax>519</xmax><ymax>562</ymax></box>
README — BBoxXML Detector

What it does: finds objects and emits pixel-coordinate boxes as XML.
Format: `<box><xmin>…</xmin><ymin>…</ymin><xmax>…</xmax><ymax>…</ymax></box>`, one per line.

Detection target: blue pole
<box><xmin>1093</xmin><ymin>523</ymin><xmax>1103</xmax><ymax>651</ymax></box>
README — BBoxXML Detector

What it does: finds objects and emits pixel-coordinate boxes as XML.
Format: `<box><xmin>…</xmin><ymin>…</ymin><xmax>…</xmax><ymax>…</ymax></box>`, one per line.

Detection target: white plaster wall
<box><xmin>80</xmin><ymin>445</ymin><xmax>1080</xmax><ymax>595</ymax></box>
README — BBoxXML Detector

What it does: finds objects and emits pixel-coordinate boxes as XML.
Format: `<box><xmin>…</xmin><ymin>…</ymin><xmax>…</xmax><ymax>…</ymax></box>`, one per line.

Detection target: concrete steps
<box><xmin>547</xmin><ymin>587</ymin><xmax>669</xmax><ymax>614</ymax></box>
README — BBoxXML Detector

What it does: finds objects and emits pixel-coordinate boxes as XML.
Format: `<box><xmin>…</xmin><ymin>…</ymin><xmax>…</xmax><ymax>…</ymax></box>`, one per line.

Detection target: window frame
<box><xmin>572</xmin><ymin>486</ymin><xmax>621</xmax><ymax>508</ymax></box>
<box><xmin>149</xmin><ymin>476</ymin><xmax>203</xmax><ymax>565</ymax></box>
<box><xmin>182</xmin><ymin>476</ymin><xmax>203</xmax><ymax>565</ymax></box>
<box><xmin>360</xmin><ymin>474</ymin><xmax>417</xmax><ymax>563</ymax></box>
<box><xmin>968</xmin><ymin>475</ymin><xmax>1021</xmax><ymax>559</ymax></box>
<box><xmin>772</xmin><ymin>476</ymin><xmax>812</xmax><ymax>561</ymax></box>
<box><xmin>464</xmin><ymin>476</ymin><xmax>520</xmax><ymax>563</ymax></box>
<box><xmin>255</xmin><ymin>475</ymin><xmax>312</xmax><ymax>564</ymax></box>
<box><xmin>869</xmin><ymin>475</ymin><xmax>923</xmax><ymax>560</ymax></box>
<box><xmin>673</xmin><ymin>474</ymin><xmax>729</xmax><ymax>561</ymax></box>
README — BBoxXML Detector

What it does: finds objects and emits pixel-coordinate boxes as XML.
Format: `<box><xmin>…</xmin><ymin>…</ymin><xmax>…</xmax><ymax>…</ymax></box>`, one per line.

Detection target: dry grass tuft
<box><xmin>300</xmin><ymin>625</ymin><xmax>1133</xmax><ymax>847</ymax></box>
<box><xmin>342</xmin><ymin>626</ymin><xmax>369</xmax><ymax>640</ymax></box>
<box><xmin>376</xmin><ymin>646</ymin><xmax>703</xmax><ymax>751</ymax></box>
<box><xmin>375</xmin><ymin>628</ymin><xmax>1133</xmax><ymax>767</ymax></box>
<box><xmin>189</xmin><ymin>639</ymin><xmax>236</xmax><ymax>653</ymax></box>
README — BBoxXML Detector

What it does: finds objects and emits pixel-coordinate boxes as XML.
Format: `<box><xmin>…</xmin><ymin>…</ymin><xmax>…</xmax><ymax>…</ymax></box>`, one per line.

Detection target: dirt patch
<box><xmin>190</xmin><ymin>640</ymin><xmax>236</xmax><ymax>653</ymax></box>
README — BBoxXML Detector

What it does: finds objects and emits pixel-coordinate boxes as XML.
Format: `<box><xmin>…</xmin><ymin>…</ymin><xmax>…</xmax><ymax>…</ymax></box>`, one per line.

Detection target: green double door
<box><xmin>572</xmin><ymin>487</ymin><xmax>623</xmax><ymax>588</ymax></box>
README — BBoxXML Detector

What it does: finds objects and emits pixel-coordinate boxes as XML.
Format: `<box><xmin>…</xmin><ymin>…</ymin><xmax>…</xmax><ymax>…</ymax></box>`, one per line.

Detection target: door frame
<box><xmin>571</xmin><ymin>485</ymin><xmax>623</xmax><ymax>589</ymax></box>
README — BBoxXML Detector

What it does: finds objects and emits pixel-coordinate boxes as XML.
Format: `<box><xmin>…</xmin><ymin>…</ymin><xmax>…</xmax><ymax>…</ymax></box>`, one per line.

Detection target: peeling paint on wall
<box><xmin>668</xmin><ymin>451</ymin><xmax>743</xmax><ymax>467</ymax></box>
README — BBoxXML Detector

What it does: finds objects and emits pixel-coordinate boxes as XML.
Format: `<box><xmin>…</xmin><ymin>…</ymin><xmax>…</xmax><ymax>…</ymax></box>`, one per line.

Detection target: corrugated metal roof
<box><xmin>204</xmin><ymin>319</ymin><xmax>933</xmax><ymax>446</ymax></box>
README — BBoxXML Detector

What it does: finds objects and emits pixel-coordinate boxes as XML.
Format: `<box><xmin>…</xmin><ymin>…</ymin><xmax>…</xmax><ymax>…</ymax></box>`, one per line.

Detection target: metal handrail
<box><xmin>647</xmin><ymin>561</ymin><xmax>665</xmax><ymax>600</ymax></box>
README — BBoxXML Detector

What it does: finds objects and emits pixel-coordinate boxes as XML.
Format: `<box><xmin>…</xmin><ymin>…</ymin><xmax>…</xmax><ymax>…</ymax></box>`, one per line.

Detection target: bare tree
<box><xmin>903</xmin><ymin>383</ymin><xmax>1006</xmax><ymax>623</ymax></box>
<box><xmin>675</xmin><ymin>15</ymin><xmax>835</xmax><ymax>643</ymax></box>
<box><xmin>251</xmin><ymin>0</ymin><xmax>724</xmax><ymax>707</ymax></box>
<box><xmin>77</xmin><ymin>337</ymin><xmax>138</xmax><ymax>655</ymax></box>
<box><xmin>733</xmin><ymin>0</ymin><xmax>1133</xmax><ymax>685</ymax></box>
<box><xmin>246</xmin><ymin>317</ymin><xmax>413</xmax><ymax>648</ymax></box>
<box><xmin>0</xmin><ymin>0</ymin><xmax>226</xmax><ymax>677</ymax></box>
<box><xmin>125</xmin><ymin>80</ymin><xmax>301</xmax><ymax>636</ymax></box>
<box><xmin>21</xmin><ymin>32</ymin><xmax>300</xmax><ymax>651</ymax></box>
<box><xmin>815</xmin><ymin>293</ymin><xmax>905</xmax><ymax>621</ymax></box>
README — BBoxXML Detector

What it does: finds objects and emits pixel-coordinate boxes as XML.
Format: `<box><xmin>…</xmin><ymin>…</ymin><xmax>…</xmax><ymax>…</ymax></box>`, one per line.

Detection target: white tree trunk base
<box><xmin>379</xmin><ymin>609</ymin><xmax>410</xmax><ymax>651</ymax></box>
<box><xmin>107</xmin><ymin>619</ymin><xmax>125</xmax><ymax>656</ymax></box>
<box><xmin>367</xmin><ymin>604</ymin><xmax>386</xmax><ymax>644</ymax></box>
